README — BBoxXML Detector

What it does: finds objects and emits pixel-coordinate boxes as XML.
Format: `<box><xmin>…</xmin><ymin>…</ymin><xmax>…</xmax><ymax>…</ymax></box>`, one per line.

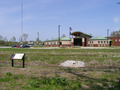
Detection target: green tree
<box><xmin>0</xmin><ymin>40</ymin><xmax>5</xmax><ymax>46</ymax></box>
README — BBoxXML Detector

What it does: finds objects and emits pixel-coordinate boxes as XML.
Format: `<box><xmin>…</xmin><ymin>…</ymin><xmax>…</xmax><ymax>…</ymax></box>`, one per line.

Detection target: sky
<box><xmin>0</xmin><ymin>0</ymin><xmax>120</xmax><ymax>41</ymax></box>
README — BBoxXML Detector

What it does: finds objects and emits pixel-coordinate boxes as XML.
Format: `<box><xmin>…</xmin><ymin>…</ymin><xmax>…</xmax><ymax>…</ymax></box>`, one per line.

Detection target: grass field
<box><xmin>0</xmin><ymin>48</ymin><xmax>120</xmax><ymax>90</ymax></box>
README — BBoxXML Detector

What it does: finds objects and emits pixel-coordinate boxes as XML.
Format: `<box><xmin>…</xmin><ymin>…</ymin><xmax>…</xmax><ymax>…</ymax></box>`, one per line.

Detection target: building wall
<box><xmin>71</xmin><ymin>38</ymin><xmax>74</xmax><ymax>46</ymax></box>
<box><xmin>85</xmin><ymin>38</ymin><xmax>89</xmax><ymax>46</ymax></box>
<box><xmin>44</xmin><ymin>37</ymin><xmax>120</xmax><ymax>47</ymax></box>
<box><xmin>44</xmin><ymin>40</ymin><xmax>71</xmax><ymax>47</ymax></box>
<box><xmin>88</xmin><ymin>40</ymin><xmax>108</xmax><ymax>47</ymax></box>
<box><xmin>82</xmin><ymin>38</ymin><xmax>84</xmax><ymax>47</ymax></box>
<box><xmin>109</xmin><ymin>37</ymin><xmax>120</xmax><ymax>46</ymax></box>
<box><xmin>62</xmin><ymin>41</ymin><xmax>71</xmax><ymax>44</ymax></box>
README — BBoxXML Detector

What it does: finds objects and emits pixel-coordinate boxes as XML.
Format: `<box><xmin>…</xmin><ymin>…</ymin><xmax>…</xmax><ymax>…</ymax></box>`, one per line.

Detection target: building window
<box><xmin>101</xmin><ymin>41</ymin><xmax>103</xmax><ymax>43</ymax></box>
<box><xmin>90</xmin><ymin>41</ymin><xmax>91</xmax><ymax>43</ymax></box>
<box><xmin>104</xmin><ymin>41</ymin><xmax>106</xmax><ymax>43</ymax></box>
<box><xmin>98</xmin><ymin>41</ymin><xmax>100</xmax><ymax>43</ymax></box>
<box><xmin>107</xmin><ymin>41</ymin><xmax>108</xmax><ymax>43</ymax></box>
<box><xmin>115</xmin><ymin>39</ymin><xmax>117</xmax><ymax>42</ymax></box>
<box><xmin>92</xmin><ymin>41</ymin><xmax>93</xmax><ymax>43</ymax></box>
<box><xmin>119</xmin><ymin>39</ymin><xmax>120</xmax><ymax>42</ymax></box>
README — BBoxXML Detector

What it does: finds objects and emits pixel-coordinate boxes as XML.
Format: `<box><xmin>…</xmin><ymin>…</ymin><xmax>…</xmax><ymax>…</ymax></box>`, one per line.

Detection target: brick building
<box><xmin>44</xmin><ymin>31</ymin><xmax>120</xmax><ymax>47</ymax></box>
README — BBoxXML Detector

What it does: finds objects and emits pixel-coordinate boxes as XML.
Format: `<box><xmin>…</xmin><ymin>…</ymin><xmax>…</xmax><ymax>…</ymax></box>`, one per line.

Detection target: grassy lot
<box><xmin>0</xmin><ymin>48</ymin><xmax>120</xmax><ymax>90</ymax></box>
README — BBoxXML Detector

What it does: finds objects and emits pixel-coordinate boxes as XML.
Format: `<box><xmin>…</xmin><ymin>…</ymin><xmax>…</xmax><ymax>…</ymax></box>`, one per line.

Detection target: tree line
<box><xmin>0</xmin><ymin>34</ymin><xmax>28</xmax><ymax>46</ymax></box>
<box><xmin>110</xmin><ymin>30</ymin><xmax>120</xmax><ymax>37</ymax></box>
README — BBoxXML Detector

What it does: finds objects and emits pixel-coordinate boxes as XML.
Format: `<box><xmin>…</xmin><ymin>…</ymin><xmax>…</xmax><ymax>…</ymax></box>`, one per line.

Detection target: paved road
<box><xmin>0</xmin><ymin>46</ymin><xmax>11</xmax><ymax>48</ymax></box>
<box><xmin>0</xmin><ymin>46</ymin><xmax>111</xmax><ymax>49</ymax></box>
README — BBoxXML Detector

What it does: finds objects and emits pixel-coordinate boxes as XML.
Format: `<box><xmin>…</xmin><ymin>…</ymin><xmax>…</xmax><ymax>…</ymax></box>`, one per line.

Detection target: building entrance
<box><xmin>74</xmin><ymin>38</ymin><xmax>82</xmax><ymax>46</ymax></box>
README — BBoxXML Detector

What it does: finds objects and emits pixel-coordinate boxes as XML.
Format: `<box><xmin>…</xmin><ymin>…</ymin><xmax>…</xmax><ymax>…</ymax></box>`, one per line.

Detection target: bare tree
<box><xmin>10</xmin><ymin>36</ymin><xmax>16</xmax><ymax>42</ymax></box>
<box><xmin>0</xmin><ymin>35</ymin><xmax>2</xmax><ymax>40</ymax></box>
<box><xmin>110</xmin><ymin>30</ymin><xmax>120</xmax><ymax>37</ymax></box>
<box><xmin>22</xmin><ymin>34</ymin><xmax>28</xmax><ymax>42</ymax></box>
<box><xmin>3</xmin><ymin>37</ymin><xmax>8</xmax><ymax>42</ymax></box>
<box><xmin>61</xmin><ymin>34</ymin><xmax>66</xmax><ymax>37</ymax></box>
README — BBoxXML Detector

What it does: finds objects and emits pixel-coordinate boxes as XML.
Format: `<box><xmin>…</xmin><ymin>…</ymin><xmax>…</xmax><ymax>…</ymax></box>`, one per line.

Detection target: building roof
<box><xmin>89</xmin><ymin>36</ymin><xmax>107</xmax><ymax>40</ymax></box>
<box><xmin>71</xmin><ymin>31</ymin><xmax>92</xmax><ymax>37</ymax></box>
<box><xmin>44</xmin><ymin>37</ymin><xmax>70</xmax><ymax>42</ymax></box>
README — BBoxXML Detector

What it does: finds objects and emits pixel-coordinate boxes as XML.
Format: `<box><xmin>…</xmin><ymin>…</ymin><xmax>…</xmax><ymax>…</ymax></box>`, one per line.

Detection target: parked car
<box><xmin>11</xmin><ymin>45</ymin><xmax>17</xmax><ymax>48</ymax></box>
<box><xmin>21</xmin><ymin>45</ymin><xmax>30</xmax><ymax>48</ymax></box>
<box><xmin>16</xmin><ymin>45</ymin><xmax>20</xmax><ymax>48</ymax></box>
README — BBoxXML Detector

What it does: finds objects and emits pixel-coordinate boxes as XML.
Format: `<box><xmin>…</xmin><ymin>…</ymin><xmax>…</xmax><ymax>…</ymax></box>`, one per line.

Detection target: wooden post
<box><xmin>23</xmin><ymin>56</ymin><xmax>25</xmax><ymax>68</ymax></box>
<box><xmin>12</xmin><ymin>59</ymin><xmax>14</xmax><ymax>67</ymax></box>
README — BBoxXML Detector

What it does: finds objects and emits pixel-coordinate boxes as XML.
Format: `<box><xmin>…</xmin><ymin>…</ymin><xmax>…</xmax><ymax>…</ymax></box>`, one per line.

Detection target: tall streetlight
<box><xmin>21</xmin><ymin>0</ymin><xmax>23</xmax><ymax>43</ymax></box>
<box><xmin>107</xmin><ymin>29</ymin><xmax>109</xmax><ymax>47</ymax></box>
<box><xmin>37</xmin><ymin>32</ymin><xmax>39</xmax><ymax>46</ymax></box>
<box><xmin>58</xmin><ymin>25</ymin><xmax>60</xmax><ymax>48</ymax></box>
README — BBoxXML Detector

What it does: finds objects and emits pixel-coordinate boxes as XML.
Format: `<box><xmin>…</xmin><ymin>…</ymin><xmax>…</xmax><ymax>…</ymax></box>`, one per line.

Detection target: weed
<box><xmin>112</xmin><ymin>82</ymin><xmax>120</xmax><ymax>88</ymax></box>
<box><xmin>102</xmin><ymin>82</ymin><xmax>109</xmax><ymax>86</ymax></box>
<box><xmin>90</xmin><ymin>85</ymin><xmax>105</xmax><ymax>90</ymax></box>
<box><xmin>0</xmin><ymin>77</ymin><xmax>11</xmax><ymax>82</ymax></box>
<box><xmin>41</xmin><ymin>76</ymin><xmax>68</xmax><ymax>86</ymax></box>
<box><xmin>83</xmin><ymin>69</ymin><xmax>87</xmax><ymax>72</ymax></box>
<box><xmin>6</xmin><ymin>72</ymin><xmax>12</xmax><ymax>76</ymax></box>
<box><xmin>55</xmin><ymin>74</ymin><xmax>60</xmax><ymax>77</ymax></box>
<box><xmin>100</xmin><ymin>78</ymin><xmax>108</xmax><ymax>82</ymax></box>
<box><xmin>29</xmin><ymin>79</ymin><xmax>40</xmax><ymax>88</ymax></box>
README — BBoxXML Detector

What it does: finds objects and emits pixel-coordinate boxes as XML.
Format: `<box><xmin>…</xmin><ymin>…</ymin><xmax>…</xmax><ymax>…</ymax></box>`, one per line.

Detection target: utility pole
<box><xmin>58</xmin><ymin>25</ymin><xmax>60</xmax><ymax>48</ymax></box>
<box><xmin>37</xmin><ymin>32</ymin><xmax>39</xmax><ymax>46</ymax></box>
<box><xmin>21</xmin><ymin>0</ymin><xmax>23</xmax><ymax>43</ymax></box>
<box><xmin>107</xmin><ymin>29</ymin><xmax>109</xmax><ymax>47</ymax></box>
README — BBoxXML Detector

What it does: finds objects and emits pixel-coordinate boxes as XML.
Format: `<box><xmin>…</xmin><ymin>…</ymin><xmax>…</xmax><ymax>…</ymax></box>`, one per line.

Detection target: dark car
<box><xmin>21</xmin><ymin>45</ymin><xmax>30</xmax><ymax>48</ymax></box>
<box><xmin>11</xmin><ymin>45</ymin><xmax>17</xmax><ymax>48</ymax></box>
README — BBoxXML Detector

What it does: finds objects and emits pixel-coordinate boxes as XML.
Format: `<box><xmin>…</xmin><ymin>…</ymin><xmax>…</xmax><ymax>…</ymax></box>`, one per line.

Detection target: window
<box><xmin>101</xmin><ymin>41</ymin><xmax>103</xmax><ymax>43</ymax></box>
<box><xmin>92</xmin><ymin>41</ymin><xmax>93</xmax><ymax>43</ymax></box>
<box><xmin>115</xmin><ymin>39</ymin><xmax>117</xmax><ymax>42</ymax></box>
<box><xmin>104</xmin><ymin>41</ymin><xmax>106</xmax><ymax>43</ymax></box>
<box><xmin>90</xmin><ymin>41</ymin><xmax>91</xmax><ymax>43</ymax></box>
<box><xmin>98</xmin><ymin>41</ymin><xmax>100</xmax><ymax>43</ymax></box>
<box><xmin>119</xmin><ymin>39</ymin><xmax>120</xmax><ymax>42</ymax></box>
<box><xmin>81</xmin><ymin>34</ymin><xmax>83</xmax><ymax>37</ymax></box>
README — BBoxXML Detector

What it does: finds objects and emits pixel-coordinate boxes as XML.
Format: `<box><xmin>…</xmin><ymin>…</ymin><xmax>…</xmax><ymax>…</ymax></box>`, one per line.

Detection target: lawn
<box><xmin>0</xmin><ymin>48</ymin><xmax>120</xmax><ymax>90</ymax></box>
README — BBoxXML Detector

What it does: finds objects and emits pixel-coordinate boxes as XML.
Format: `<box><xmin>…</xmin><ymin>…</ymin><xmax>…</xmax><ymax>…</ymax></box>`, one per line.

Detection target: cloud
<box><xmin>113</xmin><ymin>17</ymin><xmax>119</xmax><ymax>23</ymax></box>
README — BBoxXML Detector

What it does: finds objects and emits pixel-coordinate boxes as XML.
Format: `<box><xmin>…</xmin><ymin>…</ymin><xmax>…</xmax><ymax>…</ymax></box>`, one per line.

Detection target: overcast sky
<box><xmin>0</xmin><ymin>0</ymin><xmax>120</xmax><ymax>41</ymax></box>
